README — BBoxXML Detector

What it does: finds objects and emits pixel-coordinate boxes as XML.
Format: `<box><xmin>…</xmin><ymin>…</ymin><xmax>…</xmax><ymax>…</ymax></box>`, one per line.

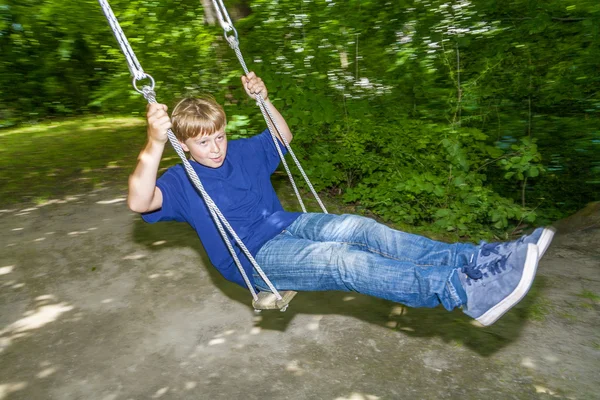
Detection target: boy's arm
<box><xmin>263</xmin><ymin>97</ymin><xmax>292</xmax><ymax>145</ymax></box>
<box><xmin>127</xmin><ymin>103</ymin><xmax>171</xmax><ymax>213</ymax></box>
<box><xmin>242</xmin><ymin>72</ymin><xmax>293</xmax><ymax>144</ymax></box>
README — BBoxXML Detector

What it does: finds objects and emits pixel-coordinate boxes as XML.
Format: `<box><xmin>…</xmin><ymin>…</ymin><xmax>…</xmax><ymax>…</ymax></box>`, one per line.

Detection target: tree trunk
<box><xmin>200</xmin><ymin>0</ymin><xmax>216</xmax><ymax>25</ymax></box>
<box><xmin>229</xmin><ymin>0</ymin><xmax>252</xmax><ymax>21</ymax></box>
<box><xmin>202</xmin><ymin>0</ymin><xmax>251</xmax><ymax>24</ymax></box>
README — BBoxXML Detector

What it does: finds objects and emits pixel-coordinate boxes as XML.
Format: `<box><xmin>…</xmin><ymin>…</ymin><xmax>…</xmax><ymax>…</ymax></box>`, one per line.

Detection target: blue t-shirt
<box><xmin>142</xmin><ymin>129</ymin><xmax>301</xmax><ymax>289</ymax></box>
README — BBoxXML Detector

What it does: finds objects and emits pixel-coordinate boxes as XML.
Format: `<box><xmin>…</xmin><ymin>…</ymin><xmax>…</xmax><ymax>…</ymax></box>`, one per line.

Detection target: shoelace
<box><xmin>481</xmin><ymin>235</ymin><xmax>526</xmax><ymax>257</ymax></box>
<box><xmin>461</xmin><ymin>243</ymin><xmax>510</xmax><ymax>285</ymax></box>
<box><xmin>479</xmin><ymin>242</ymin><xmax>502</xmax><ymax>257</ymax></box>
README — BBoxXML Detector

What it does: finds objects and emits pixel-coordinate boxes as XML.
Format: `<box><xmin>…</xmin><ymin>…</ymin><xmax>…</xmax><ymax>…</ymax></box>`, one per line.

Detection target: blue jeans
<box><xmin>254</xmin><ymin>213</ymin><xmax>475</xmax><ymax>311</ymax></box>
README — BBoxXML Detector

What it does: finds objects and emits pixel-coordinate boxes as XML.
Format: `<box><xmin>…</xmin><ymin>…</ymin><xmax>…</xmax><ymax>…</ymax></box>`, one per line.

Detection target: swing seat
<box><xmin>252</xmin><ymin>290</ymin><xmax>297</xmax><ymax>312</ymax></box>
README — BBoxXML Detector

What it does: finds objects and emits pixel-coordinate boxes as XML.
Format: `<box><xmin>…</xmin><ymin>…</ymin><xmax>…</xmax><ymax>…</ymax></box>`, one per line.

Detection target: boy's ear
<box><xmin>179</xmin><ymin>140</ymin><xmax>190</xmax><ymax>152</ymax></box>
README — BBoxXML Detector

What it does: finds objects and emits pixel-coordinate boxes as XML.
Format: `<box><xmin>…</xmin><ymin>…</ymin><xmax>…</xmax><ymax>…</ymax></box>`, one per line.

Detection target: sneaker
<box><xmin>460</xmin><ymin>243</ymin><xmax>540</xmax><ymax>326</ymax></box>
<box><xmin>526</xmin><ymin>227</ymin><xmax>555</xmax><ymax>259</ymax></box>
<box><xmin>480</xmin><ymin>227</ymin><xmax>555</xmax><ymax>261</ymax></box>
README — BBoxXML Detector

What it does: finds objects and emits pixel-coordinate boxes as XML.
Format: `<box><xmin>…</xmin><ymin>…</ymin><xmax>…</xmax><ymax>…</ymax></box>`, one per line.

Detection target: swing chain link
<box><xmin>133</xmin><ymin>74</ymin><xmax>156</xmax><ymax>95</ymax></box>
<box><xmin>223</xmin><ymin>26</ymin><xmax>239</xmax><ymax>45</ymax></box>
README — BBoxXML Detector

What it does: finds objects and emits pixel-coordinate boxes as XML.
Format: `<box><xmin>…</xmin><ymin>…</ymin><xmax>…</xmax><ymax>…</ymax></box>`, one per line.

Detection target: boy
<box><xmin>128</xmin><ymin>72</ymin><xmax>554</xmax><ymax>326</ymax></box>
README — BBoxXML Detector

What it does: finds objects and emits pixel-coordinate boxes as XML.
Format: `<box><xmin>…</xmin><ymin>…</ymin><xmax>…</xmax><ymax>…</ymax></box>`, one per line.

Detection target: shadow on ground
<box><xmin>1</xmin><ymin>191</ymin><xmax>598</xmax><ymax>400</ymax></box>
<box><xmin>131</xmin><ymin>216</ymin><xmax>537</xmax><ymax>358</ymax></box>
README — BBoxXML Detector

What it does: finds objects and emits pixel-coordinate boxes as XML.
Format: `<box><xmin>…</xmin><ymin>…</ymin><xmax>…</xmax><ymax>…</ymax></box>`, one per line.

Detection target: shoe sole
<box><xmin>536</xmin><ymin>227</ymin><xmax>556</xmax><ymax>260</ymax></box>
<box><xmin>477</xmin><ymin>244</ymin><xmax>540</xmax><ymax>326</ymax></box>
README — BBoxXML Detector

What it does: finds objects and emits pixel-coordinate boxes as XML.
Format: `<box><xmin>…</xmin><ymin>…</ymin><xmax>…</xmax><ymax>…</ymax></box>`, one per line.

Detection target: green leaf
<box><xmin>435</xmin><ymin>209</ymin><xmax>450</xmax><ymax>218</ymax></box>
<box><xmin>529</xmin><ymin>167</ymin><xmax>539</xmax><ymax>177</ymax></box>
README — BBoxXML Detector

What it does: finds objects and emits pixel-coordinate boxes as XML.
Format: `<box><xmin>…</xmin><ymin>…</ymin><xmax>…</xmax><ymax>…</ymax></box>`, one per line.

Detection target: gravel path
<box><xmin>1</xmin><ymin>189</ymin><xmax>599</xmax><ymax>399</ymax></box>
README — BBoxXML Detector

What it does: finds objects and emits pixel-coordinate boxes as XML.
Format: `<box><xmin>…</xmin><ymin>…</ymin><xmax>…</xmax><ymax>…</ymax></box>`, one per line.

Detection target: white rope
<box><xmin>98</xmin><ymin>0</ymin><xmax>284</xmax><ymax>302</ymax></box>
<box><xmin>210</xmin><ymin>0</ymin><xmax>328</xmax><ymax>215</ymax></box>
<box><xmin>257</xmin><ymin>100</ymin><xmax>306</xmax><ymax>213</ymax></box>
<box><xmin>98</xmin><ymin>0</ymin><xmax>146</xmax><ymax>81</ymax></box>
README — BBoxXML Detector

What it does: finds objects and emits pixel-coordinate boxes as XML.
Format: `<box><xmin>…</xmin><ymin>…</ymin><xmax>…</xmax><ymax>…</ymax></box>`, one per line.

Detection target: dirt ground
<box><xmin>1</xmin><ymin>188</ymin><xmax>599</xmax><ymax>400</ymax></box>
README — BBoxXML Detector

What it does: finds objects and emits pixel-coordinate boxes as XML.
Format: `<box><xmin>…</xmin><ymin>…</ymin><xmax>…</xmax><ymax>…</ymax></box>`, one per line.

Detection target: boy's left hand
<box><xmin>241</xmin><ymin>71</ymin><xmax>268</xmax><ymax>101</ymax></box>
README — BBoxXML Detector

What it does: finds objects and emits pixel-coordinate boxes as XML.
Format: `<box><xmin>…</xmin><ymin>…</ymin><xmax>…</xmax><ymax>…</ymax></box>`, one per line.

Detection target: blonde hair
<box><xmin>171</xmin><ymin>96</ymin><xmax>226</xmax><ymax>141</ymax></box>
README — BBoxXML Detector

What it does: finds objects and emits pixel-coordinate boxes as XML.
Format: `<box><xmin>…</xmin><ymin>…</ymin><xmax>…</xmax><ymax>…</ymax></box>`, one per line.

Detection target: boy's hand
<box><xmin>241</xmin><ymin>71</ymin><xmax>268</xmax><ymax>101</ymax></box>
<box><xmin>146</xmin><ymin>103</ymin><xmax>171</xmax><ymax>144</ymax></box>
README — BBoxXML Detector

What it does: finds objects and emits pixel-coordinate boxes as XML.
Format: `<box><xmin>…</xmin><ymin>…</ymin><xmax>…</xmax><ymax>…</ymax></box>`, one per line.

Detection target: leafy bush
<box><xmin>292</xmin><ymin>115</ymin><xmax>536</xmax><ymax>236</ymax></box>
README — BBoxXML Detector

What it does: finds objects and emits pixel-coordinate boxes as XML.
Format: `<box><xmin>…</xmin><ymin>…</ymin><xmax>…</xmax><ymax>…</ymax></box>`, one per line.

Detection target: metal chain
<box><xmin>98</xmin><ymin>0</ymin><xmax>284</xmax><ymax>302</ymax></box>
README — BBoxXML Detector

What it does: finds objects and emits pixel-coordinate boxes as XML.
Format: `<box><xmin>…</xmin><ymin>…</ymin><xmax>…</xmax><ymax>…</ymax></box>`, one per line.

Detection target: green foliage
<box><xmin>498</xmin><ymin>137</ymin><xmax>545</xmax><ymax>204</ymax></box>
<box><xmin>1</xmin><ymin>0</ymin><xmax>598</xmax><ymax>235</ymax></box>
<box><xmin>0</xmin><ymin>0</ymin><xmax>224</xmax><ymax>124</ymax></box>
<box><xmin>293</xmin><ymin>115</ymin><xmax>532</xmax><ymax>235</ymax></box>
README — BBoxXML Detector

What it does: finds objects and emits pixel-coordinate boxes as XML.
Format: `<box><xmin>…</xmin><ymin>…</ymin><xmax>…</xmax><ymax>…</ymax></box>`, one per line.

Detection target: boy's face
<box><xmin>180</xmin><ymin>129</ymin><xmax>228</xmax><ymax>168</ymax></box>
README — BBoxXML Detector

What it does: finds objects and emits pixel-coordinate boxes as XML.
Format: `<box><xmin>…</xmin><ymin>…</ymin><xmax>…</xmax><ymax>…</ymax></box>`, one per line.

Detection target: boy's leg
<box><xmin>286</xmin><ymin>213</ymin><xmax>476</xmax><ymax>268</ymax></box>
<box><xmin>254</xmin><ymin>231</ymin><xmax>464</xmax><ymax>311</ymax></box>
<box><xmin>256</xmin><ymin>213</ymin><xmax>545</xmax><ymax>325</ymax></box>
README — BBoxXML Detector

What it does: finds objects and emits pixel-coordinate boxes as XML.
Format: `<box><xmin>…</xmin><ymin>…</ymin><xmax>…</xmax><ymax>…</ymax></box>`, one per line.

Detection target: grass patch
<box><xmin>516</xmin><ymin>277</ymin><xmax>553</xmax><ymax>322</ymax></box>
<box><xmin>558</xmin><ymin>312</ymin><xmax>578</xmax><ymax>322</ymax></box>
<box><xmin>576</xmin><ymin>290</ymin><xmax>600</xmax><ymax>303</ymax></box>
<box><xmin>0</xmin><ymin>116</ymin><xmax>180</xmax><ymax>206</ymax></box>
<box><xmin>526</xmin><ymin>297</ymin><xmax>552</xmax><ymax>322</ymax></box>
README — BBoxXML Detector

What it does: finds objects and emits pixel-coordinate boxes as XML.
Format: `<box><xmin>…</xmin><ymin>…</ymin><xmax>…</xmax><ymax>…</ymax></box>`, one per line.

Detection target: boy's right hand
<box><xmin>146</xmin><ymin>103</ymin><xmax>171</xmax><ymax>144</ymax></box>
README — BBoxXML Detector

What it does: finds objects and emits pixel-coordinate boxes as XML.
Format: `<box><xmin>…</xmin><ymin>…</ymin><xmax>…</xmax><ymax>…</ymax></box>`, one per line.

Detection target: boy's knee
<box><xmin>340</xmin><ymin>213</ymin><xmax>373</xmax><ymax>228</ymax></box>
<box><xmin>339</xmin><ymin>214</ymin><xmax>379</xmax><ymax>236</ymax></box>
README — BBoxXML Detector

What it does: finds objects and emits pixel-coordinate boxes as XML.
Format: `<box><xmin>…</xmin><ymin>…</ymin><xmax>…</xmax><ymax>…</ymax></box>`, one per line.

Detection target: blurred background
<box><xmin>1</xmin><ymin>0</ymin><xmax>598</xmax><ymax>238</ymax></box>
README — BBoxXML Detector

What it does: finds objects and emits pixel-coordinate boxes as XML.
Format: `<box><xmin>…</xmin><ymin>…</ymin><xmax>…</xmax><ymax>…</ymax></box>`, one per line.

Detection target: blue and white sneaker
<box><xmin>524</xmin><ymin>227</ymin><xmax>555</xmax><ymax>259</ymax></box>
<box><xmin>480</xmin><ymin>227</ymin><xmax>555</xmax><ymax>261</ymax></box>
<box><xmin>460</xmin><ymin>243</ymin><xmax>540</xmax><ymax>326</ymax></box>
